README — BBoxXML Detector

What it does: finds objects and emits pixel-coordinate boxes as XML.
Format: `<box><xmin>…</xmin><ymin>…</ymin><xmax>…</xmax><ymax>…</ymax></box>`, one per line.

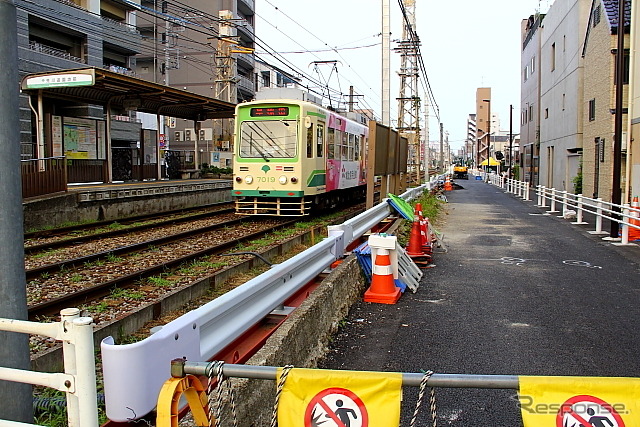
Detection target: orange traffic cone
<box><xmin>364</xmin><ymin>248</ymin><xmax>401</xmax><ymax>304</ymax></box>
<box><xmin>414</xmin><ymin>203</ymin><xmax>433</xmax><ymax>256</ymax></box>
<box><xmin>406</xmin><ymin>213</ymin><xmax>431</xmax><ymax>268</ymax></box>
<box><xmin>421</xmin><ymin>217</ymin><xmax>434</xmax><ymax>256</ymax></box>
<box><xmin>444</xmin><ymin>175</ymin><xmax>453</xmax><ymax>191</ymax></box>
<box><xmin>630</xmin><ymin>196</ymin><xmax>640</xmax><ymax>241</ymax></box>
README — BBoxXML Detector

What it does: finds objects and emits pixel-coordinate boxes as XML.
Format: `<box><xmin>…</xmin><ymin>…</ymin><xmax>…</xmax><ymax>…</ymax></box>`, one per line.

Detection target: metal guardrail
<box><xmin>489</xmin><ymin>174</ymin><xmax>640</xmax><ymax>245</ymax></box>
<box><xmin>0</xmin><ymin>309</ymin><xmax>98</xmax><ymax>427</ymax></box>
<box><xmin>101</xmin><ymin>185</ymin><xmax>429</xmax><ymax>422</ymax></box>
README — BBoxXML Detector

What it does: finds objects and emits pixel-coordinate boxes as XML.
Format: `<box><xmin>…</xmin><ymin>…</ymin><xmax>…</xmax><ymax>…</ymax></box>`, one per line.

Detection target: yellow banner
<box><xmin>519</xmin><ymin>376</ymin><xmax>640</xmax><ymax>427</ymax></box>
<box><xmin>277</xmin><ymin>368</ymin><xmax>402</xmax><ymax>427</ymax></box>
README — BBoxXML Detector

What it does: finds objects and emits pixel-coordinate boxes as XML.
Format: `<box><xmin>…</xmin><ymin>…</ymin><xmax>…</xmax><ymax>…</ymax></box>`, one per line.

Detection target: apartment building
<box><xmin>522</xmin><ymin>0</ymin><xmax>637</xmax><ymax>202</ymax></box>
<box><xmin>145</xmin><ymin>0</ymin><xmax>256</xmax><ymax>170</ymax></box>
<box><xmin>17</xmin><ymin>0</ymin><xmax>142</xmax><ymax>164</ymax></box>
<box><xmin>630</xmin><ymin>0</ymin><xmax>640</xmax><ymax>198</ymax></box>
<box><xmin>538</xmin><ymin>0</ymin><xmax>590</xmax><ymax>193</ymax></box>
<box><xmin>582</xmin><ymin>0</ymin><xmax>631</xmax><ymax>200</ymax></box>
<box><xmin>521</xmin><ymin>13</ymin><xmax>544</xmax><ymax>185</ymax></box>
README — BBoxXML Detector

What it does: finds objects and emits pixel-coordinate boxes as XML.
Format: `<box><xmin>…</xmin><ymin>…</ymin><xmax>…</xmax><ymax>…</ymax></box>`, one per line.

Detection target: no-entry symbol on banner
<box><xmin>304</xmin><ymin>387</ymin><xmax>369</xmax><ymax>427</ymax></box>
<box><xmin>556</xmin><ymin>395</ymin><xmax>625</xmax><ymax>427</ymax></box>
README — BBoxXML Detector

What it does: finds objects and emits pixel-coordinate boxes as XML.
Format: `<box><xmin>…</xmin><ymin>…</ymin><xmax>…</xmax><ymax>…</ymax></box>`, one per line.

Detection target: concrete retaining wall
<box><xmin>23</xmin><ymin>183</ymin><xmax>232</xmax><ymax>230</ymax></box>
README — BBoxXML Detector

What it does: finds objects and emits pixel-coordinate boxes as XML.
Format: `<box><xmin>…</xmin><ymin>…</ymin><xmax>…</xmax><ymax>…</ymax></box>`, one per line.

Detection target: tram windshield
<box><xmin>239</xmin><ymin>120</ymin><xmax>298</xmax><ymax>160</ymax></box>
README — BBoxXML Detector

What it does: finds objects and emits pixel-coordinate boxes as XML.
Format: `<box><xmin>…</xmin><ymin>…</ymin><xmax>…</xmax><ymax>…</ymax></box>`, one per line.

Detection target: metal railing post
<box><xmin>548</xmin><ymin>188</ymin><xmax>558</xmax><ymax>213</ymax></box>
<box><xmin>65</xmin><ymin>309</ymin><xmax>99</xmax><ymax>427</ymax></box>
<box><xmin>591</xmin><ymin>198</ymin><xmax>606</xmax><ymax>235</ymax></box>
<box><xmin>620</xmin><ymin>204</ymin><xmax>630</xmax><ymax>245</ymax></box>
<box><xmin>574</xmin><ymin>194</ymin><xmax>587</xmax><ymax>225</ymax></box>
<box><xmin>537</xmin><ymin>185</ymin><xmax>544</xmax><ymax>207</ymax></box>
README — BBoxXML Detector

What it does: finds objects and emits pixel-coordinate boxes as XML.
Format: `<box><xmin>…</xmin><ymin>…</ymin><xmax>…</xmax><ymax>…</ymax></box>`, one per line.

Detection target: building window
<box><xmin>593</xmin><ymin>5</ymin><xmax>601</xmax><ymax>27</ymax></box>
<box><xmin>588</xmin><ymin>99</ymin><xmax>596</xmax><ymax>121</ymax></box>
<box><xmin>545</xmin><ymin>108</ymin><xmax>549</xmax><ymax>119</ymax></box>
<box><xmin>531</xmin><ymin>56</ymin><xmax>535</xmax><ymax>73</ymax></box>
<box><xmin>529</xmin><ymin>104</ymin><xmax>534</xmax><ymax>122</ymax></box>
<box><xmin>562</xmin><ymin>94</ymin><xmax>566</xmax><ymax>111</ymax></box>
<box><xmin>261</xmin><ymin>71</ymin><xmax>270</xmax><ymax>88</ymax></box>
<box><xmin>524</xmin><ymin>66</ymin><xmax>529</xmax><ymax>82</ymax></box>
<box><xmin>551</xmin><ymin>43</ymin><xmax>556</xmax><ymax>71</ymax></box>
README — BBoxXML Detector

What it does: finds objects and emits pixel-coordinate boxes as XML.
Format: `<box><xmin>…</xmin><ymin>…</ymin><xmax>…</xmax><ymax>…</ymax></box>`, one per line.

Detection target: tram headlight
<box><xmin>278</xmin><ymin>175</ymin><xmax>288</xmax><ymax>185</ymax></box>
<box><xmin>244</xmin><ymin>175</ymin><xmax>254</xmax><ymax>184</ymax></box>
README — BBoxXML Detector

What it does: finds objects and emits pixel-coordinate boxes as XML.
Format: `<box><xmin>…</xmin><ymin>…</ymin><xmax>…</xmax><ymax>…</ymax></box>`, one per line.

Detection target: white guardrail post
<box><xmin>101</xmin><ymin>185</ymin><xmax>429</xmax><ymax>422</ymax></box>
<box><xmin>616</xmin><ymin>204</ymin><xmax>631</xmax><ymax>246</ymax></box>
<box><xmin>559</xmin><ymin>190</ymin><xmax>568</xmax><ymax>217</ymax></box>
<box><xmin>589</xmin><ymin>198</ymin><xmax>607</xmax><ymax>235</ymax></box>
<box><xmin>548</xmin><ymin>188</ymin><xmax>558</xmax><ymax>213</ymax></box>
<box><xmin>537</xmin><ymin>186</ymin><xmax>544</xmax><ymax>207</ymax></box>
<box><xmin>0</xmin><ymin>308</ymin><xmax>99</xmax><ymax>427</ymax></box>
<box><xmin>574</xmin><ymin>194</ymin><xmax>588</xmax><ymax>225</ymax></box>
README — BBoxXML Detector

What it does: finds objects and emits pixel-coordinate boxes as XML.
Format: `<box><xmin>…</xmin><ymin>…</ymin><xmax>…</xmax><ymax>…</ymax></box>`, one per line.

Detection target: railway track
<box><xmin>25</xmin><ymin>205</ymin><xmax>366</xmax><ymax>354</ymax></box>
<box><xmin>24</xmin><ymin>202</ymin><xmax>235</xmax><ymax>253</ymax></box>
<box><xmin>26</xmin><ymin>216</ymin><xmax>293</xmax><ymax>320</ymax></box>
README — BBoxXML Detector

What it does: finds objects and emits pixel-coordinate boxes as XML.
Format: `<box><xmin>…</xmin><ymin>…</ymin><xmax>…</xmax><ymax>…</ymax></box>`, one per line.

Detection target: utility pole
<box><xmin>610</xmin><ymin>0</ymin><xmax>625</xmax><ymax>237</ymax></box>
<box><xmin>0</xmin><ymin>0</ymin><xmax>34</xmax><ymax>422</ymax></box>
<box><xmin>439</xmin><ymin>122</ymin><xmax>444</xmax><ymax>172</ymax></box>
<box><xmin>509</xmin><ymin>104</ymin><xmax>513</xmax><ymax>179</ymax></box>
<box><xmin>382</xmin><ymin>0</ymin><xmax>390</xmax><ymax>126</ymax></box>
<box><xmin>424</xmin><ymin>94</ymin><xmax>430</xmax><ymax>182</ymax></box>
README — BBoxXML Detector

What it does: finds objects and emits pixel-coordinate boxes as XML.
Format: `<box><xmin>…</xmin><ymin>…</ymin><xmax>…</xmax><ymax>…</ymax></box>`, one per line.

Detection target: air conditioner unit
<box><xmin>199</xmin><ymin>128</ymin><xmax>213</xmax><ymax>141</ymax></box>
<box><xmin>174</xmin><ymin>131</ymin><xmax>183</xmax><ymax>142</ymax></box>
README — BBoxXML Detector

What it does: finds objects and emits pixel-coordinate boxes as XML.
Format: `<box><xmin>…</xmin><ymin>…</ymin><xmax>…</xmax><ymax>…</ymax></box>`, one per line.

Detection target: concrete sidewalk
<box><xmin>320</xmin><ymin>178</ymin><xmax>640</xmax><ymax>426</ymax></box>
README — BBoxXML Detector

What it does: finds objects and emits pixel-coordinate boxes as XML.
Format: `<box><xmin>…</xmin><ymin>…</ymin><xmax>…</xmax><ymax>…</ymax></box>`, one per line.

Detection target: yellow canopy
<box><xmin>480</xmin><ymin>157</ymin><xmax>501</xmax><ymax>166</ymax></box>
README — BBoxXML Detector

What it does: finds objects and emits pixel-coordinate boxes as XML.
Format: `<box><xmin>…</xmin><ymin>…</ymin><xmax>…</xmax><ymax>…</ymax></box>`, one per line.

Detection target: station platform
<box><xmin>23</xmin><ymin>179</ymin><xmax>233</xmax><ymax>231</ymax></box>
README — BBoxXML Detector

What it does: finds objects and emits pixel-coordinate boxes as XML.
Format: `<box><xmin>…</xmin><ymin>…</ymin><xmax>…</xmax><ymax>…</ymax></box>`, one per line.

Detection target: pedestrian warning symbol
<box><xmin>557</xmin><ymin>395</ymin><xmax>625</xmax><ymax>427</ymax></box>
<box><xmin>518</xmin><ymin>376</ymin><xmax>640</xmax><ymax>427</ymax></box>
<box><xmin>305</xmin><ymin>388</ymin><xmax>368</xmax><ymax>427</ymax></box>
<box><xmin>276</xmin><ymin>368</ymin><xmax>402</xmax><ymax>427</ymax></box>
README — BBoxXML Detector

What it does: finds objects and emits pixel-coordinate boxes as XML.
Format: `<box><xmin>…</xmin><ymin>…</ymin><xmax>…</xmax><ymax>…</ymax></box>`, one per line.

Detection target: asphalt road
<box><xmin>319</xmin><ymin>177</ymin><xmax>640</xmax><ymax>426</ymax></box>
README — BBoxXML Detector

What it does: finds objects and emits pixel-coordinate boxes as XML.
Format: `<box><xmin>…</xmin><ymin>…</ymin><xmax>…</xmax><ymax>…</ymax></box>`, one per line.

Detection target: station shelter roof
<box><xmin>20</xmin><ymin>67</ymin><xmax>236</xmax><ymax>121</ymax></box>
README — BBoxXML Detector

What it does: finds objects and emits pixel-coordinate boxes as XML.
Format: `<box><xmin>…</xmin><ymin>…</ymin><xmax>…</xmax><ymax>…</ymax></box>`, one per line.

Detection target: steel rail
<box><xmin>24</xmin><ymin>202</ymin><xmax>234</xmax><ymax>240</ymax></box>
<box><xmin>24</xmin><ymin>207</ymin><xmax>235</xmax><ymax>254</ymax></box>
<box><xmin>27</xmin><ymin>219</ymin><xmax>298</xmax><ymax>320</ymax></box>
<box><xmin>24</xmin><ymin>216</ymin><xmax>252</xmax><ymax>281</ymax></box>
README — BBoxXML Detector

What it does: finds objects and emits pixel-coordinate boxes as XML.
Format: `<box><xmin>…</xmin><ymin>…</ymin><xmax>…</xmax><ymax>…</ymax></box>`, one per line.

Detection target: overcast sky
<box><xmin>254</xmin><ymin>0</ymin><xmax>553</xmax><ymax>150</ymax></box>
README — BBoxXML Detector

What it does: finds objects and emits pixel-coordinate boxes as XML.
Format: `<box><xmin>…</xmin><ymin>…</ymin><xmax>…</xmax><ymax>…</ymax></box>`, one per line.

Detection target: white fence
<box><xmin>0</xmin><ymin>308</ymin><xmax>98</xmax><ymax>427</ymax></box>
<box><xmin>487</xmin><ymin>174</ymin><xmax>640</xmax><ymax>245</ymax></box>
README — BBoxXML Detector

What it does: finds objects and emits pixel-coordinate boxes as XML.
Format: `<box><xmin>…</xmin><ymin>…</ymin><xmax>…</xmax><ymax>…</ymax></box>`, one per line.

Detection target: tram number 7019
<box><xmin>257</xmin><ymin>177</ymin><xmax>276</xmax><ymax>183</ymax></box>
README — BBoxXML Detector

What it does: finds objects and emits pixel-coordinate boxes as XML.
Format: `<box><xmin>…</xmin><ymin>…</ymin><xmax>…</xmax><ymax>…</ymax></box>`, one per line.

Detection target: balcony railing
<box><xmin>28</xmin><ymin>41</ymin><xmax>84</xmax><ymax>63</ymax></box>
<box><xmin>53</xmin><ymin>0</ymin><xmax>87</xmax><ymax>11</ymax></box>
<box><xmin>100</xmin><ymin>15</ymin><xmax>141</xmax><ymax>34</ymax></box>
